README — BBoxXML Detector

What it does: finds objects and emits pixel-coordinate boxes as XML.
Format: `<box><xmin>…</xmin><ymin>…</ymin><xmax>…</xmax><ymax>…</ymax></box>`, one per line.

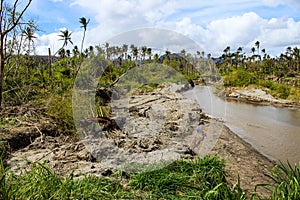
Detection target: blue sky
<box><xmin>15</xmin><ymin>0</ymin><xmax>300</xmax><ymax>56</ymax></box>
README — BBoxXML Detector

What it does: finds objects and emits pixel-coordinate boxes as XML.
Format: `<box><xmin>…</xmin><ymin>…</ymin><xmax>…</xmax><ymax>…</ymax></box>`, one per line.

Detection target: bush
<box><xmin>44</xmin><ymin>92</ymin><xmax>75</xmax><ymax>135</ymax></box>
<box><xmin>223</xmin><ymin>69</ymin><xmax>257</xmax><ymax>87</ymax></box>
<box><xmin>259</xmin><ymin>80</ymin><xmax>291</xmax><ymax>99</ymax></box>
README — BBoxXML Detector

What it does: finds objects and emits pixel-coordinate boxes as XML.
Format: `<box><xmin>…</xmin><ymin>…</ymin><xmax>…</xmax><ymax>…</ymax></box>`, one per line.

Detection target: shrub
<box><xmin>223</xmin><ymin>69</ymin><xmax>257</xmax><ymax>87</ymax></box>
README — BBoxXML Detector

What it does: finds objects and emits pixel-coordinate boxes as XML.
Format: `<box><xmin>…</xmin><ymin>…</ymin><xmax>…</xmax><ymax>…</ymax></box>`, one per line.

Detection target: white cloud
<box><xmin>262</xmin><ymin>0</ymin><xmax>285</xmax><ymax>7</ymax></box>
<box><xmin>33</xmin><ymin>0</ymin><xmax>300</xmax><ymax>57</ymax></box>
<box><xmin>263</xmin><ymin>0</ymin><xmax>300</xmax><ymax>7</ymax></box>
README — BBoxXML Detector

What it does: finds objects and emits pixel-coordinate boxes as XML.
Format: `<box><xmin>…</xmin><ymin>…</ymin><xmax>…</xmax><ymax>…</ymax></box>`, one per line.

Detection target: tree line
<box><xmin>0</xmin><ymin>0</ymin><xmax>299</xmax><ymax>108</ymax></box>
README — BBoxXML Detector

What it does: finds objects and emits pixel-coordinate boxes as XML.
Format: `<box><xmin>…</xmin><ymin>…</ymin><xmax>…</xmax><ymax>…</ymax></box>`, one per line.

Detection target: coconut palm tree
<box><xmin>73</xmin><ymin>45</ymin><xmax>79</xmax><ymax>57</ymax></box>
<box><xmin>22</xmin><ymin>26</ymin><xmax>37</xmax><ymax>55</ymax></box>
<box><xmin>79</xmin><ymin>17</ymin><xmax>90</xmax><ymax>54</ymax></box>
<box><xmin>255</xmin><ymin>41</ymin><xmax>260</xmax><ymax>56</ymax></box>
<box><xmin>141</xmin><ymin>46</ymin><xmax>147</xmax><ymax>61</ymax></box>
<box><xmin>261</xmin><ymin>49</ymin><xmax>266</xmax><ymax>60</ymax></box>
<box><xmin>146</xmin><ymin>47</ymin><xmax>152</xmax><ymax>60</ymax></box>
<box><xmin>251</xmin><ymin>47</ymin><xmax>256</xmax><ymax>56</ymax></box>
<box><xmin>122</xmin><ymin>44</ymin><xmax>128</xmax><ymax>60</ymax></box>
<box><xmin>57</xmin><ymin>29</ymin><xmax>73</xmax><ymax>56</ymax></box>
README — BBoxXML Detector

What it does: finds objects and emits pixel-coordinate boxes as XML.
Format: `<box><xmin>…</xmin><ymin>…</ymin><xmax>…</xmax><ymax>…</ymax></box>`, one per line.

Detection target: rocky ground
<box><xmin>1</xmin><ymin>84</ymin><xmax>275</xmax><ymax>197</ymax></box>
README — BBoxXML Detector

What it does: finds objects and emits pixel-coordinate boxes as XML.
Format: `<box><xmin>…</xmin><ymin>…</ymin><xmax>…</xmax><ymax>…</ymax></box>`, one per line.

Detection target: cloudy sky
<box><xmin>18</xmin><ymin>0</ymin><xmax>300</xmax><ymax>57</ymax></box>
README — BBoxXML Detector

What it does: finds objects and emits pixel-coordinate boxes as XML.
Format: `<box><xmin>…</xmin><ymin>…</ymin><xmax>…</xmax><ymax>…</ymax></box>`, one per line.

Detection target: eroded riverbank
<box><xmin>2</xmin><ymin>84</ymin><xmax>275</xmax><ymax>196</ymax></box>
<box><xmin>226</xmin><ymin>86</ymin><xmax>300</xmax><ymax>108</ymax></box>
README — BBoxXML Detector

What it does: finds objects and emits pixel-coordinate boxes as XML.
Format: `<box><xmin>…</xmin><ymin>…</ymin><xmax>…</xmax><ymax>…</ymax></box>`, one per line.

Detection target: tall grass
<box><xmin>0</xmin><ymin>161</ymin><xmax>129</xmax><ymax>200</ymax></box>
<box><xmin>129</xmin><ymin>155</ymin><xmax>246</xmax><ymax>199</ymax></box>
<box><xmin>0</xmin><ymin>155</ymin><xmax>247</xmax><ymax>200</ymax></box>
<box><xmin>256</xmin><ymin>161</ymin><xmax>300</xmax><ymax>200</ymax></box>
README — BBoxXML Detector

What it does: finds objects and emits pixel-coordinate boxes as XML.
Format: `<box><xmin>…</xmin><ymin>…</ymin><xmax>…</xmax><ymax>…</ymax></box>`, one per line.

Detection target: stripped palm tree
<box><xmin>79</xmin><ymin>17</ymin><xmax>90</xmax><ymax>54</ymax></box>
<box><xmin>55</xmin><ymin>29</ymin><xmax>73</xmax><ymax>56</ymax></box>
<box><xmin>58</xmin><ymin>29</ymin><xmax>73</xmax><ymax>49</ymax></box>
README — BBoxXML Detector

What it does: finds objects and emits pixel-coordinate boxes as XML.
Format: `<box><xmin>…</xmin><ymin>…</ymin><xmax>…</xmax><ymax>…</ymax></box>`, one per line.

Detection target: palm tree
<box><xmin>58</xmin><ymin>29</ymin><xmax>73</xmax><ymax>55</ymax></box>
<box><xmin>255</xmin><ymin>41</ymin><xmax>260</xmax><ymax>56</ymax></box>
<box><xmin>251</xmin><ymin>47</ymin><xmax>256</xmax><ymax>56</ymax></box>
<box><xmin>122</xmin><ymin>44</ymin><xmax>128</xmax><ymax>60</ymax></box>
<box><xmin>261</xmin><ymin>49</ymin><xmax>266</xmax><ymax>60</ymax></box>
<box><xmin>141</xmin><ymin>46</ymin><xmax>147</xmax><ymax>61</ymax></box>
<box><xmin>104</xmin><ymin>42</ymin><xmax>110</xmax><ymax>59</ymax></box>
<box><xmin>79</xmin><ymin>17</ymin><xmax>90</xmax><ymax>54</ymax></box>
<box><xmin>146</xmin><ymin>47</ymin><xmax>152</xmax><ymax>60</ymax></box>
<box><xmin>22</xmin><ymin>26</ymin><xmax>37</xmax><ymax>55</ymax></box>
<box><xmin>132</xmin><ymin>47</ymin><xmax>139</xmax><ymax>61</ymax></box>
<box><xmin>73</xmin><ymin>45</ymin><xmax>79</xmax><ymax>57</ymax></box>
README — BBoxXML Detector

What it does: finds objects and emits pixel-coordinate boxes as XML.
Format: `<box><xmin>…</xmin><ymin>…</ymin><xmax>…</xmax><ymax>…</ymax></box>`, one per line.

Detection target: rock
<box><xmin>6</xmin><ymin>83</ymin><xmax>213</xmax><ymax>176</ymax></box>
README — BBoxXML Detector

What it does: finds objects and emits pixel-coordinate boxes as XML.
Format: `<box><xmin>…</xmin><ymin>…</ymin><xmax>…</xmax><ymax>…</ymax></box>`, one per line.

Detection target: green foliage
<box><xmin>129</xmin><ymin>155</ymin><xmax>246</xmax><ymax>199</ymax></box>
<box><xmin>44</xmin><ymin>92</ymin><xmax>75</xmax><ymax>135</ymax></box>
<box><xmin>3</xmin><ymin>155</ymin><xmax>299</xmax><ymax>199</ymax></box>
<box><xmin>256</xmin><ymin>161</ymin><xmax>300</xmax><ymax>200</ymax></box>
<box><xmin>115</xmin><ymin>63</ymin><xmax>189</xmax><ymax>95</ymax></box>
<box><xmin>288</xmin><ymin>87</ymin><xmax>300</xmax><ymax>102</ymax></box>
<box><xmin>0</xmin><ymin>155</ymin><xmax>249</xmax><ymax>200</ymax></box>
<box><xmin>223</xmin><ymin>69</ymin><xmax>258</xmax><ymax>87</ymax></box>
<box><xmin>259</xmin><ymin>80</ymin><xmax>291</xmax><ymax>99</ymax></box>
<box><xmin>0</xmin><ymin>161</ymin><xmax>126</xmax><ymax>200</ymax></box>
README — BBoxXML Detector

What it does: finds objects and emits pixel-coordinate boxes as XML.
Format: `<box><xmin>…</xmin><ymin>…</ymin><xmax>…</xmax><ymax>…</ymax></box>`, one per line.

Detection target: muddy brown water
<box><xmin>184</xmin><ymin>86</ymin><xmax>300</xmax><ymax>165</ymax></box>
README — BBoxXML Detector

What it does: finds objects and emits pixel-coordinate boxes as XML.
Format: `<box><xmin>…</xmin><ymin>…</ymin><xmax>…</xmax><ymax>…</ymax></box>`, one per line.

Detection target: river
<box><xmin>184</xmin><ymin>86</ymin><xmax>300</xmax><ymax>164</ymax></box>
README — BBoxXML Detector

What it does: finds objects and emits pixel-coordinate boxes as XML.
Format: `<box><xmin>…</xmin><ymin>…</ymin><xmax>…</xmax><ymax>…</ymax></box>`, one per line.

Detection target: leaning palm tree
<box><xmin>58</xmin><ymin>29</ymin><xmax>73</xmax><ymax>49</ymax></box>
<box><xmin>55</xmin><ymin>29</ymin><xmax>73</xmax><ymax>56</ymax></box>
<box><xmin>79</xmin><ymin>17</ymin><xmax>90</xmax><ymax>54</ymax></box>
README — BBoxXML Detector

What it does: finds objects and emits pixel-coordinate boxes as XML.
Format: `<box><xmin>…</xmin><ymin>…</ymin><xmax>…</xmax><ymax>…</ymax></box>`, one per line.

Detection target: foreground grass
<box><xmin>256</xmin><ymin>161</ymin><xmax>300</xmax><ymax>200</ymax></box>
<box><xmin>1</xmin><ymin>155</ymin><xmax>299</xmax><ymax>199</ymax></box>
<box><xmin>0</xmin><ymin>156</ymin><xmax>246</xmax><ymax>200</ymax></box>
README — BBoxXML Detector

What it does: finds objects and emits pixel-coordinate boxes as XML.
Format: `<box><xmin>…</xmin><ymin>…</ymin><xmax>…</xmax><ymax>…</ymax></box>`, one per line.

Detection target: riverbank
<box><xmin>226</xmin><ymin>86</ymin><xmax>300</xmax><ymax>108</ymax></box>
<box><xmin>1</xmin><ymin>84</ymin><xmax>275</xmax><ymax>197</ymax></box>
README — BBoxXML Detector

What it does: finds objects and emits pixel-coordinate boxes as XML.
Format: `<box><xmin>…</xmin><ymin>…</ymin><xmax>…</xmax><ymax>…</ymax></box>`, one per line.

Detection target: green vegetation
<box><xmin>128</xmin><ymin>155</ymin><xmax>246</xmax><ymax>199</ymax></box>
<box><xmin>223</xmin><ymin>69</ymin><xmax>258</xmax><ymax>87</ymax></box>
<box><xmin>256</xmin><ymin>161</ymin><xmax>300</xmax><ymax>200</ymax></box>
<box><xmin>0</xmin><ymin>2</ymin><xmax>299</xmax><ymax>199</ymax></box>
<box><xmin>217</xmin><ymin>42</ymin><xmax>300</xmax><ymax>102</ymax></box>
<box><xmin>0</xmin><ymin>156</ymin><xmax>246</xmax><ymax>200</ymax></box>
<box><xmin>1</xmin><ymin>155</ymin><xmax>300</xmax><ymax>199</ymax></box>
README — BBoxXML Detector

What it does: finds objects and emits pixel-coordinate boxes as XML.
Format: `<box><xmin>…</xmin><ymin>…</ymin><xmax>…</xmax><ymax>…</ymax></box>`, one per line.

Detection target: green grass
<box><xmin>1</xmin><ymin>152</ymin><xmax>299</xmax><ymax>199</ymax></box>
<box><xmin>0</xmin><ymin>155</ymin><xmax>247</xmax><ymax>200</ymax></box>
<box><xmin>0</xmin><ymin>161</ymin><xmax>130</xmax><ymax>200</ymax></box>
<box><xmin>255</xmin><ymin>161</ymin><xmax>300</xmax><ymax>200</ymax></box>
<box><xmin>129</xmin><ymin>155</ymin><xmax>246</xmax><ymax>199</ymax></box>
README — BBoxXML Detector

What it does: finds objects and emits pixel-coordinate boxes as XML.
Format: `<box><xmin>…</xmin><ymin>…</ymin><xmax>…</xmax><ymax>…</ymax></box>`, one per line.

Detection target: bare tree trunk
<box><xmin>48</xmin><ymin>47</ymin><xmax>52</xmax><ymax>78</ymax></box>
<box><xmin>0</xmin><ymin>0</ymin><xmax>33</xmax><ymax>108</ymax></box>
<box><xmin>0</xmin><ymin>35</ymin><xmax>4</xmax><ymax>108</ymax></box>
